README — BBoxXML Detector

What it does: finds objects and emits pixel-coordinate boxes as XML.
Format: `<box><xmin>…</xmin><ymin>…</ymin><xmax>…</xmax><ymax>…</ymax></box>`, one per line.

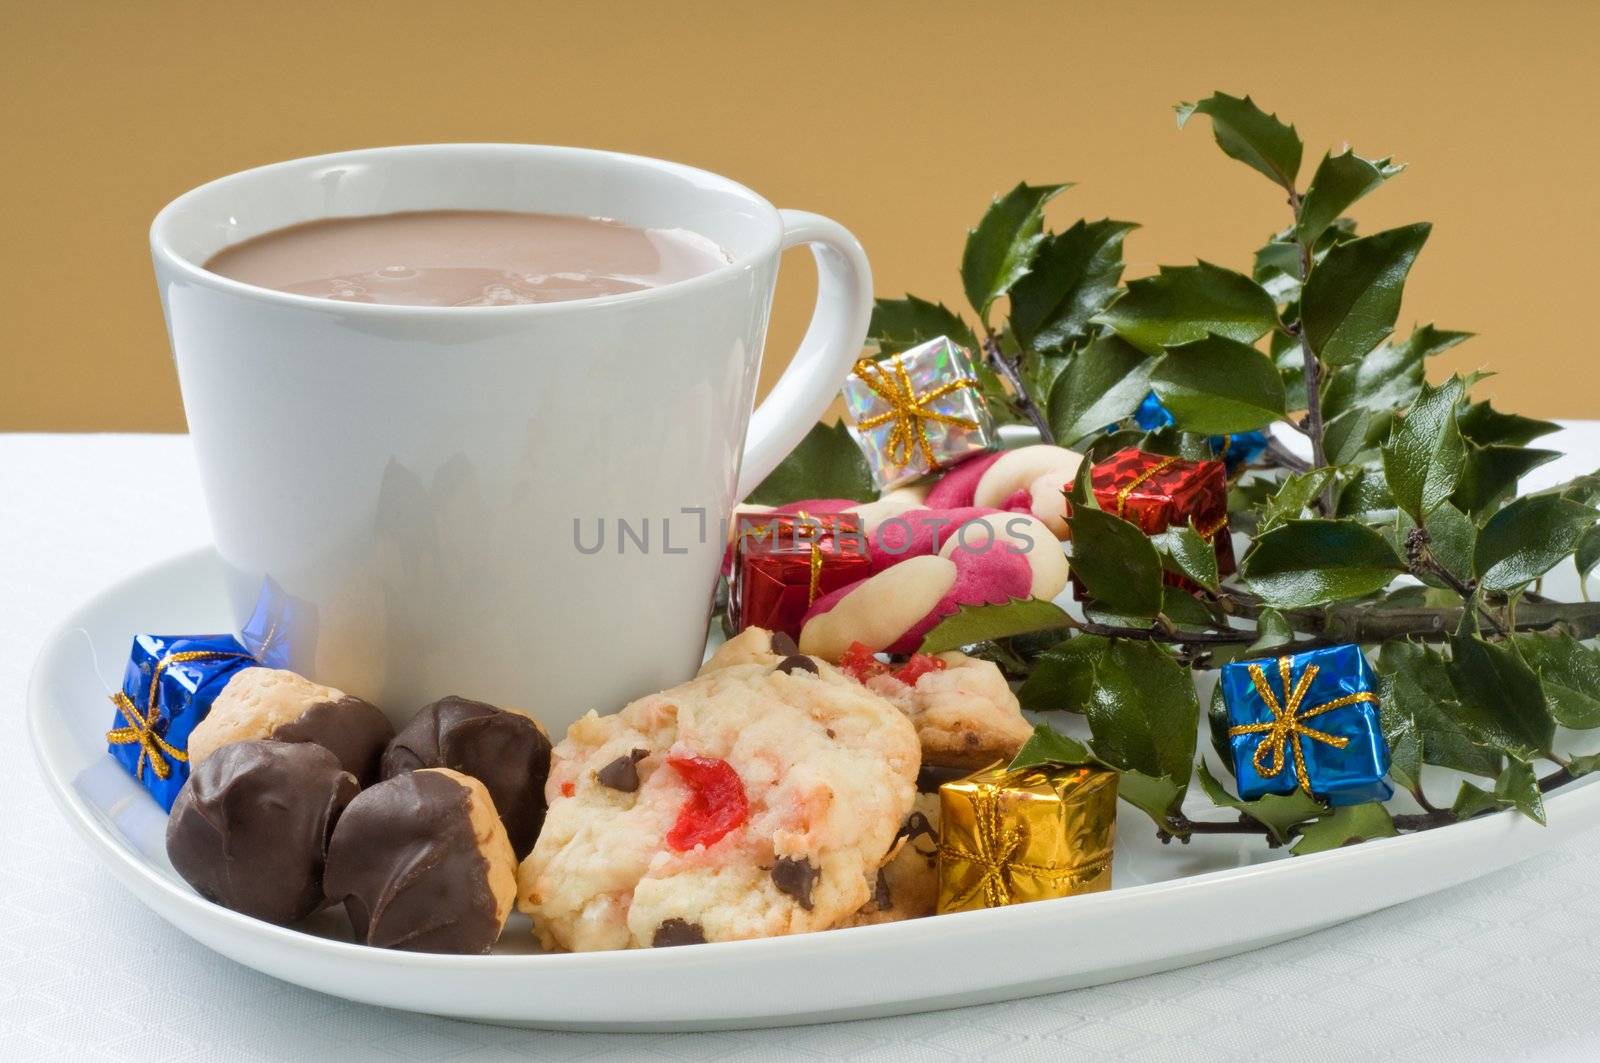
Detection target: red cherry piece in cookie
<box><xmin>892</xmin><ymin>653</ymin><xmax>948</xmax><ymax>686</ymax></box>
<box><xmin>839</xmin><ymin>641</ymin><xmax>890</xmax><ymax>683</ymax></box>
<box><xmin>665</xmin><ymin>756</ymin><xmax>750</xmax><ymax>851</ymax></box>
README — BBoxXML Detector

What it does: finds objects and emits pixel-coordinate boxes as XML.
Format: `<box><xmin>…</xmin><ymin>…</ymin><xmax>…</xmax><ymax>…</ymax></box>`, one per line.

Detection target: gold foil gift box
<box><xmin>937</xmin><ymin>762</ymin><xmax>1118</xmax><ymax>914</ymax></box>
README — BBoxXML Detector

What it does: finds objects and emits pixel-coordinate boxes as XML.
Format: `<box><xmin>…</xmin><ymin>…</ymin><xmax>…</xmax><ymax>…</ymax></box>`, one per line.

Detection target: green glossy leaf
<box><xmin>918</xmin><ymin>598</ymin><xmax>1074</xmax><ymax>654</ymax></box>
<box><xmin>1295</xmin><ymin>150</ymin><xmax>1403</xmax><ymax>245</ymax></box>
<box><xmin>1195</xmin><ymin>760</ymin><xmax>1324</xmax><ymax>843</ymax></box>
<box><xmin>1242</xmin><ymin>519</ymin><xmax>1405</xmax><ymax>607</ymax></box>
<box><xmin>1247</xmin><ymin>608</ymin><xmax>1295</xmax><ymax>654</ymax></box>
<box><xmin>1378</xmin><ymin>641</ymin><xmax>1504</xmax><ymax>778</ymax></box>
<box><xmin>1176</xmin><ymin>92</ymin><xmax>1302</xmax><ymax>190</ymax></box>
<box><xmin>1084</xmin><ymin>639</ymin><xmax>1199</xmax><ymax>784</ymax></box>
<box><xmin>1323</xmin><ymin>409</ymin><xmax>1382</xmax><ymax>465</ymax></box>
<box><xmin>1017</xmin><ymin>634</ymin><xmax>1110</xmax><ymax>712</ymax></box>
<box><xmin>1118</xmin><ymin>771</ymin><xmax>1188</xmax><ymax>832</ymax></box>
<box><xmin>1513</xmin><ymin>633</ymin><xmax>1600</xmax><ymax>728</ymax></box>
<box><xmin>1376</xmin><ymin>673</ymin><xmax>1422</xmax><ymax>793</ymax></box>
<box><xmin>1452</xmin><ymin>445</ymin><xmax>1562</xmax><ymax>517</ymax></box>
<box><xmin>1335</xmin><ymin>462</ymin><xmax>1397</xmax><ymax>522</ymax></box>
<box><xmin>1447</xmin><ymin>634</ymin><xmax>1554</xmax><ymax>760</ymax></box>
<box><xmin>1301</xmin><ymin>223</ymin><xmax>1431</xmax><ymax>366</ymax></box>
<box><xmin>1257</xmin><ymin>469</ymin><xmax>1339</xmax><ymax>533</ymax></box>
<box><xmin>1149</xmin><ymin>334</ymin><xmax>1286</xmax><ymax>434</ymax></box>
<box><xmin>1046</xmin><ymin>335</ymin><xmax>1154</xmax><ymax>445</ymax></box>
<box><xmin>1068</xmin><ymin>506</ymin><xmax>1165</xmax><ymax>617</ymax></box>
<box><xmin>1474</xmin><ymin>494</ymin><xmax>1599</xmax><ymax>591</ymax></box>
<box><xmin>1321</xmin><ymin>324</ymin><xmax>1471</xmax><ymax>421</ymax></box>
<box><xmin>1009</xmin><ymin>723</ymin><xmax>1096</xmax><ymax>770</ymax></box>
<box><xmin>1092</xmin><ymin>262</ymin><xmax>1278</xmax><ymax>356</ymax></box>
<box><xmin>961</xmin><ymin>182</ymin><xmax>1070</xmax><ymax>317</ymax></box>
<box><xmin>1457</xmin><ymin>401</ymin><xmax>1561</xmax><ymax>448</ymax></box>
<box><xmin>746</xmin><ymin>421</ymin><xmax>875</xmax><ymax>505</ymax></box>
<box><xmin>1254</xmin><ymin>238</ymin><xmax>1303</xmax><ymax>302</ymax></box>
<box><xmin>1009</xmin><ymin>219</ymin><xmax>1138</xmax><ymax>352</ymax></box>
<box><xmin>1577</xmin><ymin>525</ymin><xmax>1600</xmax><ymax>594</ymax></box>
<box><xmin>868</xmin><ymin>295</ymin><xmax>980</xmax><ymax>355</ymax></box>
<box><xmin>1150</xmin><ymin>522</ymin><xmax>1220</xmax><ymax>592</ymax></box>
<box><xmin>1381</xmin><ymin>375</ymin><xmax>1466</xmax><ymax>522</ymax></box>
<box><xmin>1421</xmin><ymin>503</ymin><xmax>1477</xmax><ymax>587</ymax></box>
<box><xmin>1451</xmin><ymin>758</ymin><xmax>1545</xmax><ymax>825</ymax></box>
<box><xmin>1290</xmin><ymin>803</ymin><xmax>1397</xmax><ymax>854</ymax></box>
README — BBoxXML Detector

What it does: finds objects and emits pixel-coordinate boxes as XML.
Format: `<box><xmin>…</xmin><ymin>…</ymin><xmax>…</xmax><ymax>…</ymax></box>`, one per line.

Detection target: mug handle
<box><xmin>735</xmin><ymin>209</ymin><xmax>873</xmax><ymax>500</ymax></box>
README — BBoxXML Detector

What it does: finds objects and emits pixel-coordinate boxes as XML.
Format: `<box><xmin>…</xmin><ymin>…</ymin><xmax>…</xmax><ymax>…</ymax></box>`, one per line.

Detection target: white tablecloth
<box><xmin>5</xmin><ymin>431</ymin><xmax>1600</xmax><ymax>1062</ymax></box>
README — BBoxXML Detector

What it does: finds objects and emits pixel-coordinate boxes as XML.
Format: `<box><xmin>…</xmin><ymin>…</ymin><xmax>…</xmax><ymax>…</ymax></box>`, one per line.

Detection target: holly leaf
<box><xmin>1176</xmin><ymin>92</ymin><xmax>1302</xmax><ymax>190</ymax></box>
<box><xmin>868</xmin><ymin>295</ymin><xmax>980</xmax><ymax>355</ymax></box>
<box><xmin>1474</xmin><ymin>494</ymin><xmax>1599</xmax><ymax>592</ymax></box>
<box><xmin>1009</xmin><ymin>723</ymin><xmax>1096</xmax><ymax>770</ymax></box>
<box><xmin>1323</xmin><ymin>409</ymin><xmax>1384</xmax><ymax>466</ymax></box>
<box><xmin>1577</xmin><ymin>525</ymin><xmax>1600</xmax><ymax>594</ymax></box>
<box><xmin>1420</xmin><ymin>502</ymin><xmax>1477</xmax><ymax>587</ymax></box>
<box><xmin>1291</xmin><ymin>804</ymin><xmax>1398</xmax><ymax>855</ymax></box>
<box><xmin>1451</xmin><ymin>758</ymin><xmax>1546</xmax><ymax>825</ymax></box>
<box><xmin>1017</xmin><ymin>634</ymin><xmax>1110</xmax><ymax>712</ymax></box>
<box><xmin>1118</xmin><ymin>771</ymin><xmax>1189</xmax><ymax>833</ymax></box>
<box><xmin>1452</xmin><ymin>445</ymin><xmax>1562</xmax><ymax>517</ymax></box>
<box><xmin>1046</xmin><ymin>335</ymin><xmax>1154</xmax><ymax>445</ymax></box>
<box><xmin>1513</xmin><ymin>633</ymin><xmax>1600</xmax><ymax>728</ymax></box>
<box><xmin>746</xmin><ymin>421</ymin><xmax>875</xmax><ymax>505</ymax></box>
<box><xmin>961</xmin><ymin>182</ymin><xmax>1070</xmax><ymax>318</ymax></box>
<box><xmin>1242</xmin><ymin>519</ymin><xmax>1405</xmax><ymax>607</ymax></box>
<box><xmin>1378</xmin><ymin>641</ymin><xmax>1503</xmax><ymax>779</ymax></box>
<box><xmin>1301</xmin><ymin>223</ymin><xmax>1431</xmax><ymax>366</ymax></box>
<box><xmin>1447</xmin><ymin>634</ymin><xmax>1555</xmax><ymax>761</ymax></box>
<box><xmin>1295</xmin><ymin>150</ymin><xmax>1403</xmax><ymax>245</ymax></box>
<box><xmin>1321</xmin><ymin>324</ymin><xmax>1471</xmax><ymax>421</ymax></box>
<box><xmin>1083</xmin><ymin>639</ymin><xmax>1199</xmax><ymax>786</ymax></box>
<box><xmin>1009</xmin><ymin>219</ymin><xmax>1138</xmax><ymax>353</ymax></box>
<box><xmin>1381</xmin><ymin>375</ymin><xmax>1466</xmax><ymax>522</ymax></box>
<box><xmin>1335</xmin><ymin>462</ymin><xmax>1397</xmax><ymax>523</ymax></box>
<box><xmin>1149</xmin><ymin>334</ymin><xmax>1287</xmax><ymax>434</ymax></box>
<box><xmin>1150</xmin><ymin>522</ymin><xmax>1220</xmax><ymax>592</ymax></box>
<box><xmin>1248</xmin><ymin>608</ymin><xmax>1296</xmax><ymax>654</ymax></box>
<box><xmin>1377</xmin><ymin>673</ymin><xmax>1423</xmax><ymax>793</ymax></box>
<box><xmin>1457</xmin><ymin>401</ymin><xmax>1561</xmax><ymax>448</ymax></box>
<box><xmin>1257</xmin><ymin>469</ymin><xmax>1339</xmax><ymax>533</ymax></box>
<box><xmin>1092</xmin><ymin>262</ymin><xmax>1279</xmax><ymax>356</ymax></box>
<box><xmin>918</xmin><ymin>598</ymin><xmax>1074</xmax><ymax>654</ymax></box>
<box><xmin>1196</xmin><ymin>760</ymin><xmax>1324</xmax><ymax>844</ymax></box>
<box><xmin>1068</xmin><ymin>506</ymin><xmax>1165</xmax><ymax>617</ymax></box>
<box><xmin>1255</xmin><ymin>237</ymin><xmax>1304</xmax><ymax>302</ymax></box>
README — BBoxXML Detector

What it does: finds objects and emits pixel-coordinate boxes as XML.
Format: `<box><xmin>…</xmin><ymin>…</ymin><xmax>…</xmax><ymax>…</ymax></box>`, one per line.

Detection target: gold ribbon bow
<box><xmin>1112</xmin><ymin>454</ymin><xmax>1179</xmax><ymax>517</ymax></box>
<box><xmin>105</xmin><ymin>649</ymin><xmax>252</xmax><ymax>781</ymax></box>
<box><xmin>740</xmin><ymin>511</ymin><xmax>838</xmax><ymax>605</ymax></box>
<box><xmin>852</xmin><ymin>355</ymin><xmax>979</xmax><ymax>470</ymax></box>
<box><xmin>1227</xmin><ymin>656</ymin><xmax>1377</xmax><ymax>794</ymax></box>
<box><xmin>938</xmin><ymin>778</ymin><xmax>1085</xmax><ymax>909</ymax></box>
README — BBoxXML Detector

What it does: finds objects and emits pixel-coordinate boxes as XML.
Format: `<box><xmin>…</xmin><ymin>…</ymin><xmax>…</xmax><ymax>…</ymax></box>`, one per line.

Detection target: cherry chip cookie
<box><xmin>517</xmin><ymin>654</ymin><xmax>919</xmax><ymax>950</ymax></box>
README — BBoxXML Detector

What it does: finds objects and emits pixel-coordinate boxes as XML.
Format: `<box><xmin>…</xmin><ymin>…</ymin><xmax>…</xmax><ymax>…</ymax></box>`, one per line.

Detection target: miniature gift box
<box><xmin>842</xmin><ymin>337</ymin><xmax>998</xmax><ymax>491</ymax></box>
<box><xmin>1221</xmin><ymin>644</ymin><xmax>1392</xmax><ymax>807</ymax></box>
<box><xmin>1089</xmin><ymin>447</ymin><xmax>1235</xmax><ymax>580</ymax></box>
<box><xmin>936</xmin><ymin>761</ymin><xmax>1118</xmax><ymax>914</ymax></box>
<box><xmin>730</xmin><ymin>512</ymin><xmax>870</xmax><ymax>640</ymax></box>
<box><xmin>105</xmin><ymin>633</ymin><xmax>258</xmax><ymax>810</ymax></box>
<box><xmin>1131</xmin><ymin>392</ymin><xmax>1268</xmax><ymax>473</ymax></box>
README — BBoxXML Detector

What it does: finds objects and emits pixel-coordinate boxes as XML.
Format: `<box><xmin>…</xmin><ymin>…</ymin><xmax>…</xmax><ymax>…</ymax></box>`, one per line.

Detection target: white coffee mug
<box><xmin>151</xmin><ymin>144</ymin><xmax>871</xmax><ymax>732</ymax></box>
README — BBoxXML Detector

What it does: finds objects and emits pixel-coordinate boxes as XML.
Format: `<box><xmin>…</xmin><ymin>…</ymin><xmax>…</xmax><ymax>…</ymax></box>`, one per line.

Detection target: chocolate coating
<box><xmin>381</xmin><ymin>696</ymin><xmax>552</xmax><ymax>857</ymax></box>
<box><xmin>272</xmin><ymin>696</ymin><xmax>395</xmax><ymax>787</ymax></box>
<box><xmin>166</xmin><ymin>740</ymin><xmax>357</xmax><ymax>925</ymax></box>
<box><xmin>324</xmin><ymin>770</ymin><xmax>504</xmax><ymax>954</ymax></box>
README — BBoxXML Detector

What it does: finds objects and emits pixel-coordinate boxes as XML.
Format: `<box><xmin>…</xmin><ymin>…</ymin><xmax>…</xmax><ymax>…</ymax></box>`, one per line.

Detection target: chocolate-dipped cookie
<box><xmin>323</xmin><ymin>768</ymin><xmax>515</xmax><ymax>954</ymax></box>
<box><xmin>380</xmin><ymin>696</ymin><xmax>551</xmax><ymax>857</ymax></box>
<box><xmin>189</xmin><ymin>667</ymin><xmax>395</xmax><ymax>786</ymax></box>
<box><xmin>166</xmin><ymin>740</ymin><xmax>357</xmax><ymax>924</ymax></box>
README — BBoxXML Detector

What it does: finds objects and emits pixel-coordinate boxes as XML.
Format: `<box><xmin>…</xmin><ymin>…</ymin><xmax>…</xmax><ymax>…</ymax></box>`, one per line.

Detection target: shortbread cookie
<box><xmin>324</xmin><ymin>768</ymin><xmax>516</xmax><ymax>954</ymax></box>
<box><xmin>697</xmin><ymin>626</ymin><xmax>796</xmax><ymax>674</ymax></box>
<box><xmin>188</xmin><ymin>667</ymin><xmax>394</xmax><ymax>786</ymax></box>
<box><xmin>518</xmin><ymin>659</ymin><xmax>919</xmax><ymax>950</ymax></box>
<box><xmin>381</xmin><ymin>696</ymin><xmax>552</xmax><ymax>858</ymax></box>
<box><xmin>864</xmin><ymin>651</ymin><xmax>1034</xmax><ymax>769</ymax></box>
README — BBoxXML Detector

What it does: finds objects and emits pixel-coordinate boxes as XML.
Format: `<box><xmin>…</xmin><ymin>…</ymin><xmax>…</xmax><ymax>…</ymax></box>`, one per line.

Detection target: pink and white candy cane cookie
<box><xmin>924</xmin><ymin>444</ymin><xmax>1083</xmax><ymax>538</ymax></box>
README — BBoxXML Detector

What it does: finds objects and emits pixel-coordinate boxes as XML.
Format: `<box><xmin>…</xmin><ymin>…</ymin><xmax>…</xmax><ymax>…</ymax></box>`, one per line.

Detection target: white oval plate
<box><xmin>27</xmin><ymin>547</ymin><xmax>1600</xmax><ymax>1031</ymax></box>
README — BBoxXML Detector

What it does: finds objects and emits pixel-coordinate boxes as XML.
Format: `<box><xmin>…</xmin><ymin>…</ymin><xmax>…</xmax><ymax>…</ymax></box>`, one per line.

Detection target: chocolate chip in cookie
<box><xmin>775</xmin><ymin>654</ymin><xmax>819</xmax><ymax>676</ymax></box>
<box><xmin>769</xmin><ymin>631</ymin><xmax>800</xmax><ymax>656</ymax></box>
<box><xmin>652</xmin><ymin>918</ymin><xmax>706</xmax><ymax>947</ymax></box>
<box><xmin>596</xmin><ymin>748</ymin><xmax>649</xmax><ymax>792</ymax></box>
<box><xmin>771</xmin><ymin>855</ymin><xmax>820</xmax><ymax>910</ymax></box>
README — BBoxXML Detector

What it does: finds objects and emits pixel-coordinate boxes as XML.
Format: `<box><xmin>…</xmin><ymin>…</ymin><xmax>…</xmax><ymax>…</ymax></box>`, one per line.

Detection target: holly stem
<box><xmin>983</xmin><ymin>331</ymin><xmax>1056</xmax><ymax>445</ymax></box>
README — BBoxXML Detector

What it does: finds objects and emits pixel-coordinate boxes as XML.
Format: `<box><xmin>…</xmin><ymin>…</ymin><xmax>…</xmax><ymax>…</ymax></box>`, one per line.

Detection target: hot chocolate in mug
<box><xmin>151</xmin><ymin>144</ymin><xmax>871</xmax><ymax>732</ymax></box>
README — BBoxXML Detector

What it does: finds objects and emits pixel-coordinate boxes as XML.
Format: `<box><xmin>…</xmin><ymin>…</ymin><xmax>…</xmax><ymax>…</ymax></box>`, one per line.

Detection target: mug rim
<box><xmin>149</xmin><ymin>143</ymin><xmax>785</xmax><ymax>317</ymax></box>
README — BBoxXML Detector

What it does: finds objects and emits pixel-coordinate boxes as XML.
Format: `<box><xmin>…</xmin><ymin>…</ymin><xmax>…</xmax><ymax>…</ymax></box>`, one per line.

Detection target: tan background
<box><xmin>4</xmin><ymin>1</ymin><xmax>1596</xmax><ymax>431</ymax></box>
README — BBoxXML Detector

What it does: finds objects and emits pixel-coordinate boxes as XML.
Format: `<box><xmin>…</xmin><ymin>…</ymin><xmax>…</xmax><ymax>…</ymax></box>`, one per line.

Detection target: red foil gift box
<box><xmin>1086</xmin><ymin>448</ymin><xmax>1234</xmax><ymax>589</ymax></box>
<box><xmin>731</xmin><ymin>513</ymin><xmax>870</xmax><ymax>639</ymax></box>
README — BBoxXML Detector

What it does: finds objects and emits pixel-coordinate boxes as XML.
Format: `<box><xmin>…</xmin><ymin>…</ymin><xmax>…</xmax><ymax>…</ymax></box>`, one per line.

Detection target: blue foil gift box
<box><xmin>1132</xmin><ymin>392</ymin><xmax>1268</xmax><ymax>472</ymax></box>
<box><xmin>1221</xmin><ymin>644</ymin><xmax>1392</xmax><ymax>807</ymax></box>
<box><xmin>105</xmin><ymin>634</ymin><xmax>258</xmax><ymax>810</ymax></box>
<box><xmin>842</xmin><ymin>336</ymin><xmax>997</xmax><ymax>490</ymax></box>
